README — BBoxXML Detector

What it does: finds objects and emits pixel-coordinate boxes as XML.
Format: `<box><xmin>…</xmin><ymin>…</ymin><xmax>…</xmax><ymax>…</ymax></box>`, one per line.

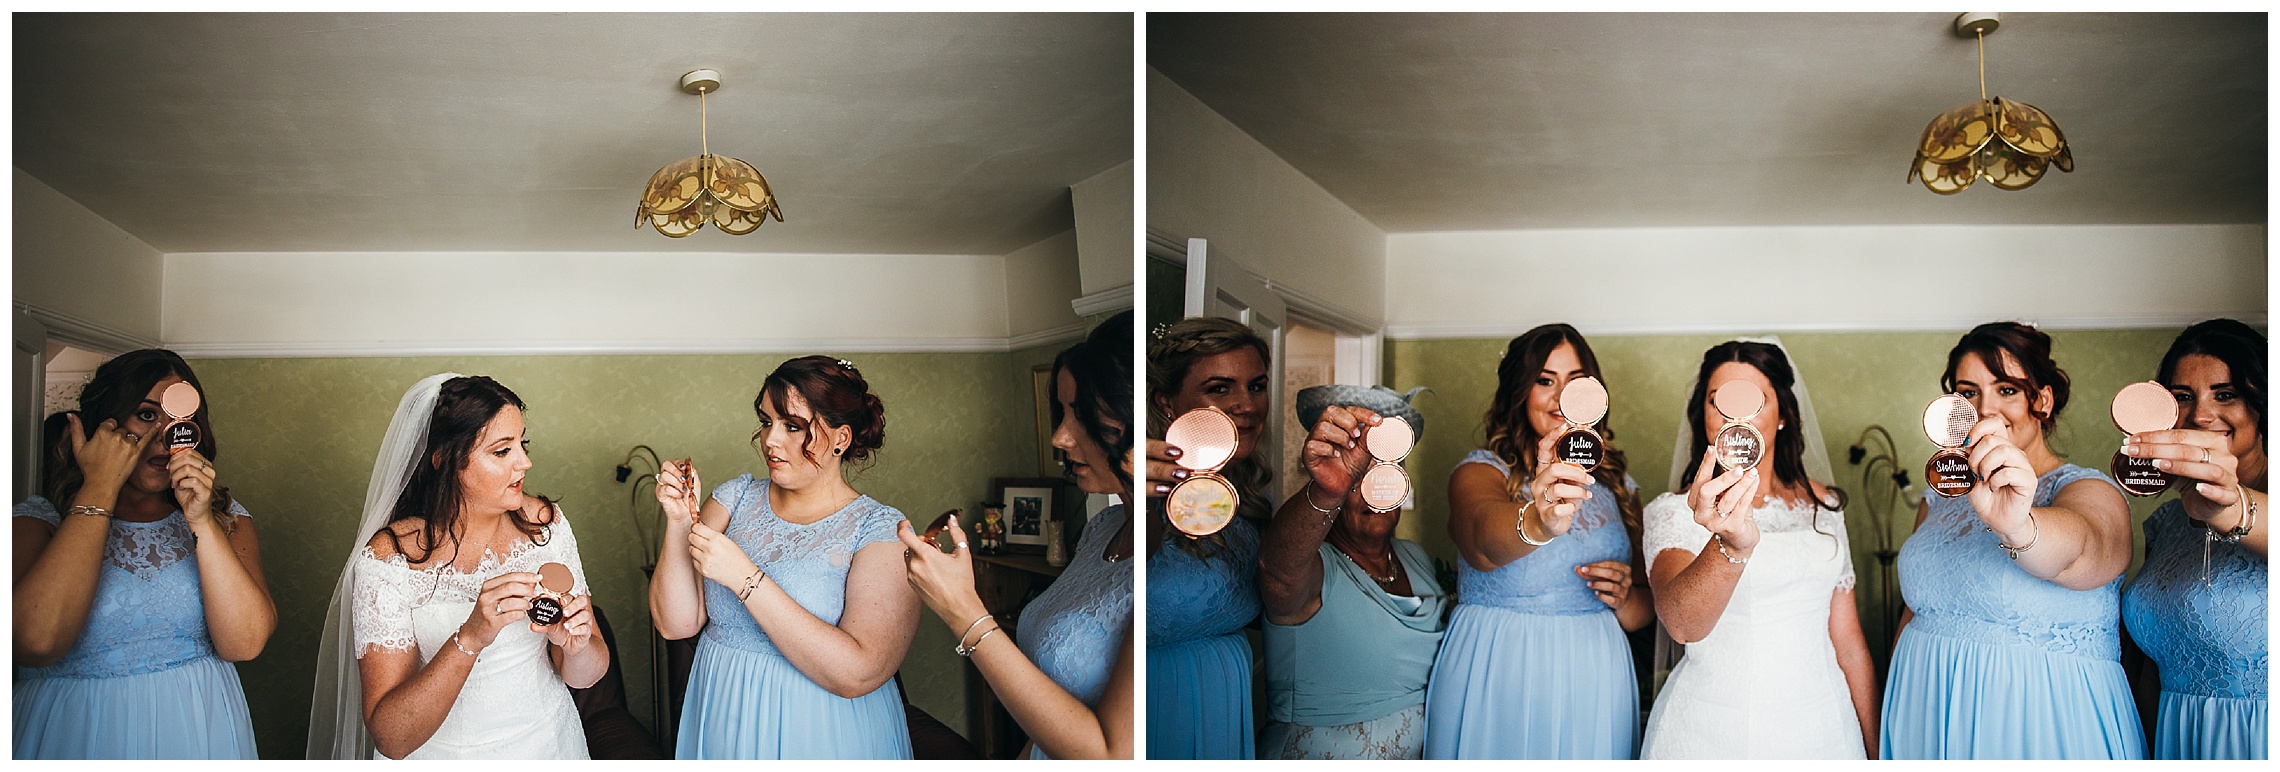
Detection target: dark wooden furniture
<box><xmin>965</xmin><ymin>549</ymin><xmax>1065</xmax><ymax>758</ymax></box>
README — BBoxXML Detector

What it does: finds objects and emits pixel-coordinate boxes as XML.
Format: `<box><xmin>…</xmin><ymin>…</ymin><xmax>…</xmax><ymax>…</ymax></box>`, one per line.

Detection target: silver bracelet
<box><xmin>957</xmin><ymin>625</ymin><xmax>1002</xmax><ymax>657</ymax></box>
<box><xmin>1303</xmin><ymin>485</ymin><xmax>1342</xmax><ymax>521</ymax></box>
<box><xmin>2214</xmin><ymin>487</ymin><xmax>2257</xmax><ymax>544</ymax></box>
<box><xmin>1989</xmin><ymin>510</ymin><xmax>2040</xmax><ymax>560</ymax></box>
<box><xmin>1516</xmin><ymin>502</ymin><xmax>1553</xmax><ymax>546</ymax></box>
<box><xmin>954</xmin><ymin>614</ymin><xmax>995</xmax><ymax>652</ymax></box>
<box><xmin>1712</xmin><ymin>534</ymin><xmax>1749</xmax><ymax>564</ymax></box>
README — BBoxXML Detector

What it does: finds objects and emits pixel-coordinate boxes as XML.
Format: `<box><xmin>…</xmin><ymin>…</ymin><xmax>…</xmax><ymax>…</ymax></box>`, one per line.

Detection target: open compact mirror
<box><xmin>1922</xmin><ymin>394</ymin><xmax>1980</xmax><ymax>498</ymax></box>
<box><xmin>160</xmin><ymin>382</ymin><xmax>202</xmax><ymax>453</ymax></box>
<box><xmin>1710</xmin><ymin>381</ymin><xmax>1766</xmax><ymax>473</ymax></box>
<box><xmin>1555</xmin><ymin>377</ymin><xmax>1609</xmax><ymax>470</ymax></box>
<box><xmin>1358</xmin><ymin>415</ymin><xmax>1416</xmax><ymax>513</ymax></box>
<box><xmin>2109</xmin><ymin>381</ymin><xmax>2178</xmax><ymax>497</ymax></box>
<box><xmin>1164</xmin><ymin>407</ymin><xmax>1241</xmax><ymax>537</ymax></box>
<box><xmin>922</xmin><ymin>509</ymin><xmax>961</xmax><ymax>552</ymax></box>
<box><xmin>527</xmin><ymin>562</ymin><xmax>574</xmax><ymax>626</ymax></box>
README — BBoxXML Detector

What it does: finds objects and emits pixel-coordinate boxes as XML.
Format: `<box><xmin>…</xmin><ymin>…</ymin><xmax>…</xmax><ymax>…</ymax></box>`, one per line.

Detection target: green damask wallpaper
<box><xmin>1385</xmin><ymin>327</ymin><xmax>2209</xmax><ymax>662</ymax></box>
<box><xmin>190</xmin><ymin>348</ymin><xmax>1073</xmax><ymax>759</ymax></box>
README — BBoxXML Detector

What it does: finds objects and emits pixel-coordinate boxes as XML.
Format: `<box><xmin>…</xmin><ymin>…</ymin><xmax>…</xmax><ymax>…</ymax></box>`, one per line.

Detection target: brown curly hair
<box><xmin>1481</xmin><ymin>325</ymin><xmax>1641</xmax><ymax>534</ymax></box>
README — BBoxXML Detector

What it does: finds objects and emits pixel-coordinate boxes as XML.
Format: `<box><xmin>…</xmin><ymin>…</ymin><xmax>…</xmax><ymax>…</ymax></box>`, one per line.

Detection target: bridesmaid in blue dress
<box><xmin>1141</xmin><ymin>316</ymin><xmax>1268</xmax><ymax>759</ymax></box>
<box><xmin>1426</xmin><ymin>324</ymin><xmax>1651</xmax><ymax>759</ymax></box>
<box><xmin>13</xmin><ymin>350</ymin><xmax>274</xmax><ymax>758</ymax></box>
<box><xmin>2120</xmin><ymin>319</ymin><xmax>2267</xmax><ymax>759</ymax></box>
<box><xmin>1883</xmin><ymin>322</ymin><xmax>2143</xmax><ymax>759</ymax></box>
<box><xmin>650</xmin><ymin>356</ymin><xmax>919</xmax><ymax>759</ymax></box>
<box><xmin>901</xmin><ymin>311</ymin><xmax>1136</xmax><ymax>758</ymax></box>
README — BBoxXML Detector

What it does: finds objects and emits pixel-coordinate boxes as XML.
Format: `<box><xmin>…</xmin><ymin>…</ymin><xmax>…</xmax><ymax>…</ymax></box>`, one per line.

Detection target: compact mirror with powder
<box><xmin>2109</xmin><ymin>381</ymin><xmax>2177</xmax><ymax>497</ymax></box>
<box><xmin>526</xmin><ymin>562</ymin><xmax>575</xmax><ymax>626</ymax></box>
<box><xmin>1710</xmin><ymin>381</ymin><xmax>1766</xmax><ymax>474</ymax></box>
<box><xmin>1357</xmin><ymin>416</ymin><xmax>1416</xmax><ymax>513</ymax></box>
<box><xmin>160</xmin><ymin>382</ymin><xmax>202</xmax><ymax>454</ymax></box>
<box><xmin>1922</xmin><ymin>394</ymin><xmax>1980</xmax><ymax>498</ymax></box>
<box><xmin>1163</xmin><ymin>407</ymin><xmax>1241</xmax><ymax>537</ymax></box>
<box><xmin>1555</xmin><ymin>377</ymin><xmax>1609</xmax><ymax>470</ymax></box>
<box><xmin>922</xmin><ymin>509</ymin><xmax>960</xmax><ymax>552</ymax></box>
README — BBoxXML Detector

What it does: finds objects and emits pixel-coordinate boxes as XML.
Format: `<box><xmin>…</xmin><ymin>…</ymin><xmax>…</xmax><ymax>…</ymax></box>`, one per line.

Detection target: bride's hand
<box><xmin>1685</xmin><ymin>449</ymin><xmax>1762</xmax><ymax>554</ymax></box>
<box><xmin>461</xmin><ymin>571</ymin><xmax>540</xmax><ymax>649</ymax></box>
<box><xmin>656</xmin><ymin>458</ymin><xmax>703</xmax><ymax>527</ymax></box>
<box><xmin>538</xmin><ymin>593</ymin><xmax>596</xmax><ymax>656</ymax></box>
<box><xmin>688</xmin><ymin>518</ymin><xmax>760</xmax><ymax>590</ymax></box>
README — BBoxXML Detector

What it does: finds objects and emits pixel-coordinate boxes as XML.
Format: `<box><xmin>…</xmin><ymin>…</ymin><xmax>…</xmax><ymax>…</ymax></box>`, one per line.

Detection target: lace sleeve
<box><xmin>542</xmin><ymin>504</ymin><xmax>591</xmax><ymax>596</ymax></box>
<box><xmin>14</xmin><ymin>495</ymin><xmax>61</xmax><ymax>527</ymax></box>
<box><xmin>1830</xmin><ymin>510</ymin><xmax>1857</xmax><ymax>591</ymax></box>
<box><xmin>710</xmin><ymin>474</ymin><xmax>758</xmax><ymax>511</ymax></box>
<box><xmin>352</xmin><ymin>552</ymin><xmax>419</xmax><ymax>657</ymax></box>
<box><xmin>1642</xmin><ymin>492</ymin><xmax>1708</xmax><ymax>562</ymax></box>
<box><xmin>860</xmin><ymin>501</ymin><xmax>906</xmax><ymax>547</ymax></box>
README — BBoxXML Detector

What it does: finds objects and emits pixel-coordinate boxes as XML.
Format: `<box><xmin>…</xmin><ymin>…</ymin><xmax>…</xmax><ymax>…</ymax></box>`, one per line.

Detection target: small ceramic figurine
<box><xmin>978</xmin><ymin>503</ymin><xmax>1006</xmax><ymax>554</ymax></box>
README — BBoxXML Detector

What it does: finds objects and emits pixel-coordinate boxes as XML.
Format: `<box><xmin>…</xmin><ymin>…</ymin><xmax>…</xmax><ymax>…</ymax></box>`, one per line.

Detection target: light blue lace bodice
<box><xmin>14</xmin><ymin>495</ymin><xmax>250</xmax><ymax>679</ymax></box>
<box><xmin>1147</xmin><ymin>514</ymin><xmax>1259</xmax><ymax>647</ymax></box>
<box><xmin>1019</xmin><ymin>504</ymin><xmax>1134</xmax><ymax>711</ymax></box>
<box><xmin>1898</xmin><ymin>464</ymin><xmax>2125</xmax><ymax>660</ymax></box>
<box><xmin>698</xmin><ymin>475</ymin><xmax>904</xmax><ymax>656</ymax></box>
<box><xmin>1454</xmin><ymin>450</ymin><xmax>1635</xmax><ymax>614</ymax></box>
<box><xmin>2122</xmin><ymin>499</ymin><xmax>2268</xmax><ymax>699</ymax></box>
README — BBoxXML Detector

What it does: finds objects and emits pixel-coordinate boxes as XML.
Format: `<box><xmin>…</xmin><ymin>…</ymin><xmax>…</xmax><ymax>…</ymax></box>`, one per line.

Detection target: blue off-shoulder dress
<box><xmin>675</xmin><ymin>475</ymin><xmax>913</xmax><ymax>759</ymax></box>
<box><xmin>1882</xmin><ymin>464</ymin><xmax>2144</xmax><ymax>759</ymax></box>
<box><xmin>1424</xmin><ymin>451</ymin><xmax>1639</xmax><ymax>759</ymax></box>
<box><xmin>12</xmin><ymin>496</ymin><xmax>259</xmax><ymax>759</ymax></box>
<box><xmin>1147</xmin><ymin>514</ymin><xmax>1260</xmax><ymax>759</ymax></box>
<box><xmin>2122</xmin><ymin>499</ymin><xmax>2267</xmax><ymax>759</ymax></box>
<box><xmin>1018</xmin><ymin>503</ymin><xmax>1135</xmax><ymax>759</ymax></box>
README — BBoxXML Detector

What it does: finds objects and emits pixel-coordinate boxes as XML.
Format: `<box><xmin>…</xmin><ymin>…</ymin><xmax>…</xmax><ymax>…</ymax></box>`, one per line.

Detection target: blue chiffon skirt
<box><xmin>2153</xmin><ymin>692</ymin><xmax>2267</xmax><ymax>760</ymax></box>
<box><xmin>674</xmin><ymin>640</ymin><xmax>911</xmax><ymax>759</ymax></box>
<box><xmin>1881</xmin><ymin>627</ymin><xmax>2143</xmax><ymax>759</ymax></box>
<box><xmin>13</xmin><ymin>655</ymin><xmax>257</xmax><ymax>759</ymax></box>
<box><xmin>1147</xmin><ymin>632</ymin><xmax>1255</xmax><ymax>759</ymax></box>
<box><xmin>1423</xmin><ymin>604</ymin><xmax>1637</xmax><ymax>759</ymax></box>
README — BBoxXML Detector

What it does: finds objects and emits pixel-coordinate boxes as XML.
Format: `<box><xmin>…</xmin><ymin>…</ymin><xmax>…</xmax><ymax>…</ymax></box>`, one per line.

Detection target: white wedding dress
<box><xmin>351</xmin><ymin>509</ymin><xmax>591</xmax><ymax>759</ymax></box>
<box><xmin>1638</xmin><ymin>492</ymin><xmax>1865</xmax><ymax>759</ymax></box>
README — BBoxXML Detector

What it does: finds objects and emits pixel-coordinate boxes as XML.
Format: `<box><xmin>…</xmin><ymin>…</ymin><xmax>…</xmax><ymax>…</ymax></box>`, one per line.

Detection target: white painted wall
<box><xmin>163</xmin><ymin>251</ymin><xmax>1023</xmax><ymax>356</ymax></box>
<box><xmin>1003</xmin><ymin>229</ymin><xmax>1085</xmax><ymax>345</ymax></box>
<box><xmin>1147</xmin><ymin>69</ymin><xmax>1387</xmax><ymax>325</ymax></box>
<box><xmin>13</xmin><ymin>168</ymin><xmax>163</xmax><ymax>346</ymax></box>
<box><xmin>1071</xmin><ymin>160</ymin><xmax>1134</xmax><ymax>298</ymax></box>
<box><xmin>1386</xmin><ymin>224</ymin><xmax>2268</xmax><ymax>338</ymax></box>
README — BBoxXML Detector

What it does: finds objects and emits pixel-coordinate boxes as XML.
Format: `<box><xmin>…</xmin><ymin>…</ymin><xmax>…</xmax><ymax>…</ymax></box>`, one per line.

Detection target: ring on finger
<box><xmin>2200</xmin><ymin>447</ymin><xmax>2212</xmax><ymax>464</ymax></box>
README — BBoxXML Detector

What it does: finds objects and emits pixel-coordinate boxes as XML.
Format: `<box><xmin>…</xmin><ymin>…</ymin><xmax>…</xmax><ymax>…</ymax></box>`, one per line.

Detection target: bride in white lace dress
<box><xmin>1639</xmin><ymin>341</ymin><xmax>1879</xmax><ymax>759</ymax></box>
<box><xmin>306</xmin><ymin>374</ymin><xmax>609</xmax><ymax>759</ymax></box>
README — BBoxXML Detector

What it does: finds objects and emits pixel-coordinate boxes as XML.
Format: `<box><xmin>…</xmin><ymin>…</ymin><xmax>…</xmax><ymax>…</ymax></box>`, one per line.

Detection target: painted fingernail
<box><xmin>1172</xmin><ymin>468</ymin><xmax>1190</xmax><ymax>480</ymax></box>
<box><xmin>1166</xmin><ymin>446</ymin><xmax>1182</xmax><ymax>458</ymax></box>
<box><xmin>1153</xmin><ymin>484</ymin><xmax>1171</xmax><ymax>495</ymax></box>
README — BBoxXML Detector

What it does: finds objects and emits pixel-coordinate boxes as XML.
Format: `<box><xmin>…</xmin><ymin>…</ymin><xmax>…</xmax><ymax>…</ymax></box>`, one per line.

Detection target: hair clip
<box><xmin>835</xmin><ymin>358</ymin><xmax>856</xmax><ymax>371</ymax></box>
<box><xmin>1151</xmin><ymin>323</ymin><xmax>1171</xmax><ymax>339</ymax></box>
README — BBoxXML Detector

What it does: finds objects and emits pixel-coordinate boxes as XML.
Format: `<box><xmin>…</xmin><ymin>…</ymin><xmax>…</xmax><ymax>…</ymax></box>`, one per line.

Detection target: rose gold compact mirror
<box><xmin>527</xmin><ymin>561</ymin><xmax>574</xmax><ymax>625</ymax></box>
<box><xmin>1555</xmin><ymin>377</ymin><xmax>1610</xmax><ymax>470</ymax></box>
<box><xmin>2110</xmin><ymin>381</ymin><xmax>2177</xmax><ymax>497</ymax></box>
<box><xmin>1922</xmin><ymin>393</ymin><xmax>1979</xmax><ymax>498</ymax></box>
<box><xmin>922</xmin><ymin>509</ymin><xmax>960</xmax><ymax>552</ymax></box>
<box><xmin>1710</xmin><ymin>381</ymin><xmax>1766</xmax><ymax>474</ymax></box>
<box><xmin>1358</xmin><ymin>416</ymin><xmax>1416</xmax><ymax>513</ymax></box>
<box><xmin>1163</xmin><ymin>407</ymin><xmax>1240</xmax><ymax>537</ymax></box>
<box><xmin>159</xmin><ymin>382</ymin><xmax>202</xmax><ymax>453</ymax></box>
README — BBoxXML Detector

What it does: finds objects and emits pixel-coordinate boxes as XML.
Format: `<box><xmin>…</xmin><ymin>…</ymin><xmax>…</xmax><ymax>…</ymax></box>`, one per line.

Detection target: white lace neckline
<box><xmin>357</xmin><ymin>533</ymin><xmax>547</xmax><ymax>577</ymax></box>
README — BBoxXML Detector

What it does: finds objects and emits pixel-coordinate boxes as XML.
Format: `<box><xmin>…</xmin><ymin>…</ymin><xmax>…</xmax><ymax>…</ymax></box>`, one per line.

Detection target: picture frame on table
<box><xmin>993</xmin><ymin>476</ymin><xmax>1060</xmax><ymax>547</ymax></box>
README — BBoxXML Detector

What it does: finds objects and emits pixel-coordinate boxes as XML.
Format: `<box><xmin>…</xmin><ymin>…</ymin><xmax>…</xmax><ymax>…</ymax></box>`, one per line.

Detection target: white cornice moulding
<box><xmin>1268</xmin><ymin>278</ymin><xmax>1381</xmax><ymax>335</ymax></box>
<box><xmin>1385</xmin><ymin>314</ymin><xmax>2269</xmax><ymax>341</ymax></box>
<box><xmin>1070</xmin><ymin>285</ymin><xmax>1133</xmax><ymax>317</ymax></box>
<box><xmin>16</xmin><ymin>303</ymin><xmax>160</xmax><ymax>355</ymax></box>
<box><xmin>166</xmin><ymin>337</ymin><xmax>1042</xmax><ymax>359</ymax></box>
<box><xmin>1008</xmin><ymin>323</ymin><xmax>1088</xmax><ymax>351</ymax></box>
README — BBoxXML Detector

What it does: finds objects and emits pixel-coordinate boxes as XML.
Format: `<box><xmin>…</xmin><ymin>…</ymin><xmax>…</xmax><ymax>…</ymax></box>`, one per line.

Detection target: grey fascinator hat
<box><xmin>1296</xmin><ymin>385</ymin><xmax>1430</xmax><ymax>438</ymax></box>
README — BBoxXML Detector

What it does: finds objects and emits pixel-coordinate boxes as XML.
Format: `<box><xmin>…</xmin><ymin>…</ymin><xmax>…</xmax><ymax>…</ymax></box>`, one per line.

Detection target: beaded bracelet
<box><xmin>2214</xmin><ymin>487</ymin><xmax>2257</xmax><ymax>544</ymax></box>
<box><xmin>1712</xmin><ymin>534</ymin><xmax>1749</xmax><ymax>565</ymax></box>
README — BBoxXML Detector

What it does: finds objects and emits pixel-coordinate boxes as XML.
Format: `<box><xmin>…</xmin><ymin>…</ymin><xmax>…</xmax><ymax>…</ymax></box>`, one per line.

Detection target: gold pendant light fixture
<box><xmin>638</xmin><ymin>69</ymin><xmax>784</xmax><ymax>237</ymax></box>
<box><xmin>1908</xmin><ymin>13</ymin><xmax>2073</xmax><ymax>194</ymax></box>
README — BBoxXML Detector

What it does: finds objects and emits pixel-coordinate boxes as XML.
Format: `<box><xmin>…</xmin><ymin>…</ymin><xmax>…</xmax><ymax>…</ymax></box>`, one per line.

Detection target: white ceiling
<box><xmin>14</xmin><ymin>13</ymin><xmax>1132</xmax><ymax>255</ymax></box>
<box><xmin>1150</xmin><ymin>12</ymin><xmax>2266</xmax><ymax>231</ymax></box>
